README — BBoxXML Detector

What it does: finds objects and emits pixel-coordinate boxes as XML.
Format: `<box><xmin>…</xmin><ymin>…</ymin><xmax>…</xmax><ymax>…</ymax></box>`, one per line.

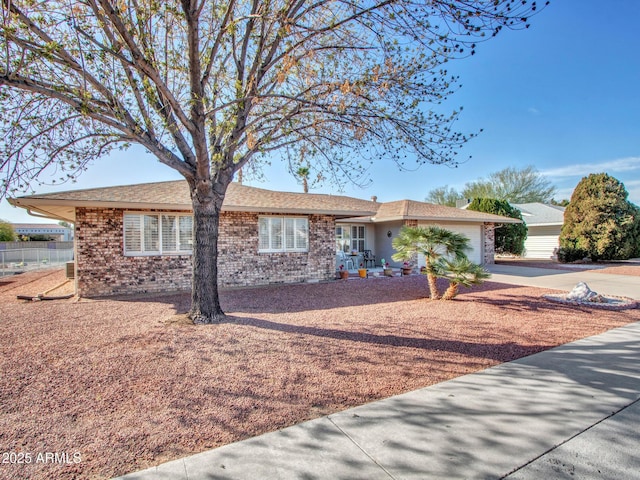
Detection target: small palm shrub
<box><xmin>432</xmin><ymin>256</ymin><xmax>490</xmax><ymax>300</ymax></box>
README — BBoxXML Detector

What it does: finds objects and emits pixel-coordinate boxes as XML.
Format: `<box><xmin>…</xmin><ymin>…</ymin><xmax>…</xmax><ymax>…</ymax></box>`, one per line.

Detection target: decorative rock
<box><xmin>566</xmin><ymin>282</ymin><xmax>599</xmax><ymax>301</ymax></box>
<box><xmin>544</xmin><ymin>281</ymin><xmax>638</xmax><ymax>310</ymax></box>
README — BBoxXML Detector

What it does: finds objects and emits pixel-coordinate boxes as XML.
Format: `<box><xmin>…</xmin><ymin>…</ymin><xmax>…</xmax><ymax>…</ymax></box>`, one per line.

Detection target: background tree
<box><xmin>425</xmin><ymin>185</ymin><xmax>461</xmax><ymax>207</ymax></box>
<box><xmin>463</xmin><ymin>166</ymin><xmax>556</xmax><ymax>203</ymax></box>
<box><xmin>392</xmin><ymin>226</ymin><xmax>470</xmax><ymax>300</ymax></box>
<box><xmin>0</xmin><ymin>219</ymin><xmax>15</xmax><ymax>241</ymax></box>
<box><xmin>295</xmin><ymin>166</ymin><xmax>311</xmax><ymax>194</ymax></box>
<box><xmin>558</xmin><ymin>173</ymin><xmax>640</xmax><ymax>262</ymax></box>
<box><xmin>0</xmin><ymin>1</ymin><xmax>545</xmax><ymax>322</ymax></box>
<box><xmin>467</xmin><ymin>198</ymin><xmax>527</xmax><ymax>255</ymax></box>
<box><xmin>426</xmin><ymin>166</ymin><xmax>556</xmax><ymax>205</ymax></box>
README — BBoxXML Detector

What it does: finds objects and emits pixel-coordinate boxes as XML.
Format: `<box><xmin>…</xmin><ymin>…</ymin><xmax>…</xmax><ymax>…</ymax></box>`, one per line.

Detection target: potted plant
<box><xmin>383</xmin><ymin>261</ymin><xmax>393</xmax><ymax>277</ymax></box>
<box><xmin>401</xmin><ymin>262</ymin><xmax>412</xmax><ymax>276</ymax></box>
<box><xmin>338</xmin><ymin>264</ymin><xmax>349</xmax><ymax>279</ymax></box>
<box><xmin>358</xmin><ymin>263</ymin><xmax>368</xmax><ymax>278</ymax></box>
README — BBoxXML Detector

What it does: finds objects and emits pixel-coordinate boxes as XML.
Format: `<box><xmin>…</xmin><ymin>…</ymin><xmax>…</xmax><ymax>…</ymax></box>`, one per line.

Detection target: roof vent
<box><xmin>371</xmin><ymin>196</ymin><xmax>378</xmax><ymax>202</ymax></box>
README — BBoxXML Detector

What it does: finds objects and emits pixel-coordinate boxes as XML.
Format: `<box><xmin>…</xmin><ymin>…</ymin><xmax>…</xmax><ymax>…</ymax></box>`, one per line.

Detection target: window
<box><xmin>124</xmin><ymin>213</ymin><xmax>193</xmax><ymax>255</ymax></box>
<box><xmin>259</xmin><ymin>217</ymin><xmax>308</xmax><ymax>252</ymax></box>
<box><xmin>336</xmin><ymin>224</ymin><xmax>366</xmax><ymax>252</ymax></box>
<box><xmin>351</xmin><ymin>225</ymin><xmax>365</xmax><ymax>252</ymax></box>
<box><xmin>336</xmin><ymin>225</ymin><xmax>348</xmax><ymax>252</ymax></box>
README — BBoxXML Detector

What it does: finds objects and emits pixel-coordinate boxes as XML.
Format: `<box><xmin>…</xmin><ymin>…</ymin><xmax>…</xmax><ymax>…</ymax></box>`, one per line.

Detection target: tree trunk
<box><xmin>427</xmin><ymin>273</ymin><xmax>441</xmax><ymax>300</ymax></box>
<box><xmin>189</xmin><ymin>187</ymin><xmax>226</xmax><ymax>324</ymax></box>
<box><xmin>442</xmin><ymin>282</ymin><xmax>459</xmax><ymax>301</ymax></box>
<box><xmin>425</xmin><ymin>259</ymin><xmax>440</xmax><ymax>299</ymax></box>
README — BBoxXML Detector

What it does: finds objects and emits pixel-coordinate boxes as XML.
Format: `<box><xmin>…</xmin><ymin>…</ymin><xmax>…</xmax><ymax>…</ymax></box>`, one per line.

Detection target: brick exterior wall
<box><xmin>75</xmin><ymin>208</ymin><xmax>335</xmax><ymax>297</ymax></box>
<box><xmin>483</xmin><ymin>223</ymin><xmax>495</xmax><ymax>264</ymax></box>
<box><xmin>217</xmin><ymin>212</ymin><xmax>335</xmax><ymax>287</ymax></box>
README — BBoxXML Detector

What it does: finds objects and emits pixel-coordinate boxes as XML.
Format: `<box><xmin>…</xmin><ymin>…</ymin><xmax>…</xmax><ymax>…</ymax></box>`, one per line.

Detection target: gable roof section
<box><xmin>8</xmin><ymin>180</ymin><xmax>378</xmax><ymax>222</ymax></box>
<box><xmin>512</xmin><ymin>203</ymin><xmax>565</xmax><ymax>226</ymax></box>
<box><xmin>372</xmin><ymin>200</ymin><xmax>522</xmax><ymax>224</ymax></box>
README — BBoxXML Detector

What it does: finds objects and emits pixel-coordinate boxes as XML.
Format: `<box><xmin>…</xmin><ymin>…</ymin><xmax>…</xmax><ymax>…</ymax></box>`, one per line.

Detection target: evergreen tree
<box><xmin>0</xmin><ymin>219</ymin><xmax>15</xmax><ymax>241</ymax></box>
<box><xmin>467</xmin><ymin>198</ymin><xmax>527</xmax><ymax>255</ymax></box>
<box><xmin>559</xmin><ymin>173</ymin><xmax>640</xmax><ymax>262</ymax></box>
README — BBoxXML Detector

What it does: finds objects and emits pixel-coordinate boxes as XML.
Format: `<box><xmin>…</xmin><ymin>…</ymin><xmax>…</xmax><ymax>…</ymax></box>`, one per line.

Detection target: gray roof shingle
<box><xmin>512</xmin><ymin>203</ymin><xmax>565</xmax><ymax>226</ymax></box>
<box><xmin>9</xmin><ymin>180</ymin><xmax>522</xmax><ymax>224</ymax></box>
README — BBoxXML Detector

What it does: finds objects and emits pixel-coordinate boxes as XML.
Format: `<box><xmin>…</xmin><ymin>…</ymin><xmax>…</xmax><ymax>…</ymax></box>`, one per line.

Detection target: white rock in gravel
<box><xmin>566</xmin><ymin>282</ymin><xmax>599</xmax><ymax>301</ymax></box>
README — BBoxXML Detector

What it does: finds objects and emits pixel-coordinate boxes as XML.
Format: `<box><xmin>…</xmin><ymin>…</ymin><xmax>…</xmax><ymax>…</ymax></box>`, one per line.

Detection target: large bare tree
<box><xmin>0</xmin><ymin>0</ymin><xmax>546</xmax><ymax>322</ymax></box>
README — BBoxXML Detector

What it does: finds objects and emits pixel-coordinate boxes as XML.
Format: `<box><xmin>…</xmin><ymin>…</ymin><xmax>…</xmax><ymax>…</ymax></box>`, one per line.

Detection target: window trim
<box><xmin>258</xmin><ymin>216</ymin><xmax>309</xmax><ymax>253</ymax></box>
<box><xmin>350</xmin><ymin>225</ymin><xmax>366</xmax><ymax>252</ymax></box>
<box><xmin>336</xmin><ymin>223</ymin><xmax>366</xmax><ymax>252</ymax></box>
<box><xmin>123</xmin><ymin>212</ymin><xmax>193</xmax><ymax>256</ymax></box>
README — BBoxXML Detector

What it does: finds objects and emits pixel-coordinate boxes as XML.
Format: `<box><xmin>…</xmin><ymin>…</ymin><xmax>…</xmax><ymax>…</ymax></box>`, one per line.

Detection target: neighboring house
<box><xmin>13</xmin><ymin>223</ymin><xmax>74</xmax><ymax>241</ymax></box>
<box><xmin>9</xmin><ymin>180</ymin><xmax>520</xmax><ymax>297</ymax></box>
<box><xmin>512</xmin><ymin>203</ymin><xmax>566</xmax><ymax>259</ymax></box>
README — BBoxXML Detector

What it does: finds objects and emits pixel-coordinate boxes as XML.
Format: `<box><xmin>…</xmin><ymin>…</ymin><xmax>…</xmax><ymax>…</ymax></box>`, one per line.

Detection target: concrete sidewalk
<box><xmin>117</xmin><ymin>321</ymin><xmax>640</xmax><ymax>480</ymax></box>
<box><xmin>486</xmin><ymin>264</ymin><xmax>640</xmax><ymax>300</ymax></box>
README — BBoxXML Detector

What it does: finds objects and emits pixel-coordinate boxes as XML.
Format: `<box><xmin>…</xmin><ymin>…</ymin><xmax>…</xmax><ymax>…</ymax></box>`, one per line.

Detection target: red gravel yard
<box><xmin>1</xmin><ymin>269</ymin><xmax>638</xmax><ymax>479</ymax></box>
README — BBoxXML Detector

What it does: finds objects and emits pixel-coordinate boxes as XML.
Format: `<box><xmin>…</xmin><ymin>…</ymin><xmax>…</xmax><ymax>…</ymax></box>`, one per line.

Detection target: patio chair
<box><xmin>362</xmin><ymin>250</ymin><xmax>376</xmax><ymax>268</ymax></box>
<box><xmin>337</xmin><ymin>251</ymin><xmax>354</xmax><ymax>270</ymax></box>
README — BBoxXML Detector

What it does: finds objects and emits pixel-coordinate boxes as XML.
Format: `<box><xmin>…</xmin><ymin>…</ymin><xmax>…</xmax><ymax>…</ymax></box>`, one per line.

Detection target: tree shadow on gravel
<box><xmin>227</xmin><ymin>315</ymin><xmax>549</xmax><ymax>363</ymax></box>
<box><xmin>222</xmin><ymin>278</ymin><xmax>520</xmax><ymax>314</ymax></box>
<box><xmin>109</xmin><ymin>278</ymin><xmax>545</xmax><ymax>316</ymax></box>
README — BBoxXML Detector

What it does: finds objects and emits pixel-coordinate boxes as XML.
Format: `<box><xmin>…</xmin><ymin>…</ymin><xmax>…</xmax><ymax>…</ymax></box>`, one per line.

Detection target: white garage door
<box><xmin>523</xmin><ymin>236</ymin><xmax>559</xmax><ymax>259</ymax></box>
<box><xmin>415</xmin><ymin>222</ymin><xmax>483</xmax><ymax>265</ymax></box>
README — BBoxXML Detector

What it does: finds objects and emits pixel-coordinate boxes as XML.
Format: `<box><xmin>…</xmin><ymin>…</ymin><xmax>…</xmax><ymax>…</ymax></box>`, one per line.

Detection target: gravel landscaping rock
<box><xmin>1</xmin><ymin>269</ymin><xmax>639</xmax><ymax>479</ymax></box>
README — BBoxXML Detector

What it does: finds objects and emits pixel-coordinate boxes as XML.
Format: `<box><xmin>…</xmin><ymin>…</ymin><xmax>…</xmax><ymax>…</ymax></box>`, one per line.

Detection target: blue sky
<box><xmin>2</xmin><ymin>0</ymin><xmax>639</xmax><ymax>224</ymax></box>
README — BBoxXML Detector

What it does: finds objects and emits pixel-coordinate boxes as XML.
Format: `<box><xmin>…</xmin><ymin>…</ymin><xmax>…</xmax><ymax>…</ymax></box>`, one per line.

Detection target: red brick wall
<box><xmin>483</xmin><ymin>223</ymin><xmax>495</xmax><ymax>264</ymax></box>
<box><xmin>75</xmin><ymin>208</ymin><xmax>335</xmax><ymax>297</ymax></box>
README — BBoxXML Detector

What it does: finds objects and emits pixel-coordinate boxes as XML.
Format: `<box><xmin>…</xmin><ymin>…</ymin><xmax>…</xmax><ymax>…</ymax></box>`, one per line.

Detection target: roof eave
<box><xmin>526</xmin><ymin>222</ymin><xmax>563</xmax><ymax>227</ymax></box>
<box><xmin>221</xmin><ymin>205</ymin><xmax>376</xmax><ymax>217</ymax></box>
<box><xmin>372</xmin><ymin>215</ymin><xmax>522</xmax><ymax>224</ymax></box>
<box><xmin>9</xmin><ymin>197</ymin><xmax>376</xmax><ymax>219</ymax></box>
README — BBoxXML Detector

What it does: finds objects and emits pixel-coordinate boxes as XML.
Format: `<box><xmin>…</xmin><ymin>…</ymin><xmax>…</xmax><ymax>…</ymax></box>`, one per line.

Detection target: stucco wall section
<box><xmin>75</xmin><ymin>208</ymin><xmax>335</xmax><ymax>297</ymax></box>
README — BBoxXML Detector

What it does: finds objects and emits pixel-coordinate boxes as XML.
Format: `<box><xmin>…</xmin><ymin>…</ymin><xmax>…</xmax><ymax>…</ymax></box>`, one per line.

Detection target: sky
<box><xmin>2</xmin><ymin>0</ymin><xmax>639</xmax><ymax>224</ymax></box>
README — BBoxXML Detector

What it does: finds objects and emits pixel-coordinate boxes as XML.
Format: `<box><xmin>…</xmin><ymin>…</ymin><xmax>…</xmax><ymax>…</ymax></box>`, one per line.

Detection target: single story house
<box><xmin>512</xmin><ymin>203</ymin><xmax>565</xmax><ymax>260</ymax></box>
<box><xmin>9</xmin><ymin>180</ymin><xmax>520</xmax><ymax>297</ymax></box>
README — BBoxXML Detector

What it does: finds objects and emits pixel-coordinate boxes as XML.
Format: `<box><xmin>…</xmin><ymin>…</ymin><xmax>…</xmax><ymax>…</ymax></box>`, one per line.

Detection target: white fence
<box><xmin>0</xmin><ymin>248</ymin><xmax>74</xmax><ymax>277</ymax></box>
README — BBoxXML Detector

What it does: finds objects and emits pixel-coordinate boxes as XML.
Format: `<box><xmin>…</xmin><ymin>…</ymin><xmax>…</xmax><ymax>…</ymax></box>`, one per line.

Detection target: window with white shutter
<box><xmin>258</xmin><ymin>217</ymin><xmax>308</xmax><ymax>252</ymax></box>
<box><xmin>124</xmin><ymin>213</ymin><xmax>193</xmax><ymax>255</ymax></box>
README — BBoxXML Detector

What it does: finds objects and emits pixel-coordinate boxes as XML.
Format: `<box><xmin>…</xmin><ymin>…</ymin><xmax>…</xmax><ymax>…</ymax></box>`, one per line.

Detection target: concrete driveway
<box><xmin>486</xmin><ymin>264</ymin><xmax>640</xmax><ymax>300</ymax></box>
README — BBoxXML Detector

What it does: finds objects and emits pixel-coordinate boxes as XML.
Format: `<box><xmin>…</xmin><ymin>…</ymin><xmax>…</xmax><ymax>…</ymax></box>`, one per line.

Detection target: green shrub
<box><xmin>467</xmin><ymin>198</ymin><xmax>527</xmax><ymax>255</ymax></box>
<box><xmin>0</xmin><ymin>219</ymin><xmax>15</xmax><ymax>241</ymax></box>
<box><xmin>559</xmin><ymin>173</ymin><xmax>639</xmax><ymax>262</ymax></box>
